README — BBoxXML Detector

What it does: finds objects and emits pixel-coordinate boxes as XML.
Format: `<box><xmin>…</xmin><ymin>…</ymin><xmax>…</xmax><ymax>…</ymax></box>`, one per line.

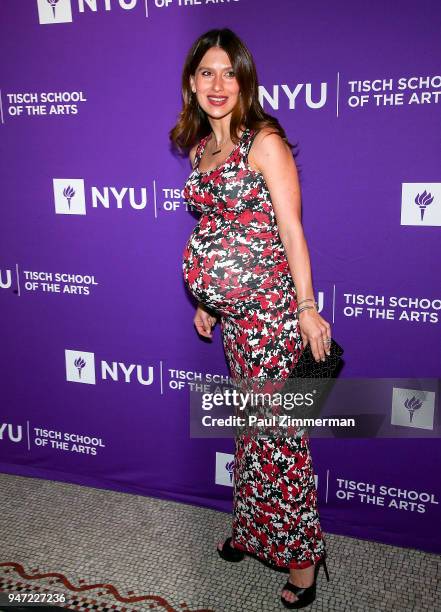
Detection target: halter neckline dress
<box><xmin>182</xmin><ymin>127</ymin><xmax>326</xmax><ymax>570</ymax></box>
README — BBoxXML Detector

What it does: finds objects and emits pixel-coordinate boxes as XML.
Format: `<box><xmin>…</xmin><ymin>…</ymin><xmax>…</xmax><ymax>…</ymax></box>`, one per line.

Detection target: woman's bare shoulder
<box><xmin>253</xmin><ymin>126</ymin><xmax>287</xmax><ymax>149</ymax></box>
<box><xmin>249</xmin><ymin>127</ymin><xmax>291</xmax><ymax>173</ymax></box>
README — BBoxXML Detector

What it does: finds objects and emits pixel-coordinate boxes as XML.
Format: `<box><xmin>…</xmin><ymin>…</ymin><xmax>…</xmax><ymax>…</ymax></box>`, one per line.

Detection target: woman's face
<box><xmin>190</xmin><ymin>46</ymin><xmax>240</xmax><ymax>120</ymax></box>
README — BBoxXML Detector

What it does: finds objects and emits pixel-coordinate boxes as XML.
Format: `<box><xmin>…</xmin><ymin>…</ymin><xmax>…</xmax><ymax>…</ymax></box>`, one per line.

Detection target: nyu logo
<box><xmin>53</xmin><ymin>179</ymin><xmax>86</xmax><ymax>214</ymax></box>
<box><xmin>0</xmin><ymin>423</ymin><xmax>22</xmax><ymax>443</ymax></box>
<box><xmin>401</xmin><ymin>183</ymin><xmax>441</xmax><ymax>226</ymax></box>
<box><xmin>37</xmin><ymin>0</ymin><xmax>138</xmax><ymax>25</ymax></box>
<box><xmin>215</xmin><ymin>452</ymin><xmax>234</xmax><ymax>487</ymax></box>
<box><xmin>53</xmin><ymin>178</ymin><xmax>148</xmax><ymax>214</ymax></box>
<box><xmin>391</xmin><ymin>387</ymin><xmax>435</xmax><ymax>430</ymax></box>
<box><xmin>65</xmin><ymin>349</ymin><xmax>154</xmax><ymax>386</ymax></box>
<box><xmin>0</xmin><ymin>269</ymin><xmax>12</xmax><ymax>290</ymax></box>
<box><xmin>314</xmin><ymin>291</ymin><xmax>325</xmax><ymax>314</ymax></box>
<box><xmin>259</xmin><ymin>82</ymin><xmax>327</xmax><ymax>111</ymax></box>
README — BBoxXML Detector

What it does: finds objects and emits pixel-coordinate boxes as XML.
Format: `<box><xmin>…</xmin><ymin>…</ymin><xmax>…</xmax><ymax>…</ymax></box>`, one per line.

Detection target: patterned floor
<box><xmin>0</xmin><ymin>473</ymin><xmax>439</xmax><ymax>612</ymax></box>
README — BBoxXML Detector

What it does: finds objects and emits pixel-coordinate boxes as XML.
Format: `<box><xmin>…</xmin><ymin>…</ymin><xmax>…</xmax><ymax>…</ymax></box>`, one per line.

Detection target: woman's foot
<box><xmin>281</xmin><ymin>564</ymin><xmax>315</xmax><ymax>605</ymax></box>
<box><xmin>217</xmin><ymin>537</ymin><xmax>233</xmax><ymax>553</ymax></box>
<box><xmin>216</xmin><ymin>537</ymin><xmax>245</xmax><ymax>562</ymax></box>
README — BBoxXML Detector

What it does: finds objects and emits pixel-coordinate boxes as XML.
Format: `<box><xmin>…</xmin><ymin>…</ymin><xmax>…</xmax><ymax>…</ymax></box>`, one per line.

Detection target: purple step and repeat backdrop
<box><xmin>1</xmin><ymin>0</ymin><xmax>440</xmax><ymax>555</ymax></box>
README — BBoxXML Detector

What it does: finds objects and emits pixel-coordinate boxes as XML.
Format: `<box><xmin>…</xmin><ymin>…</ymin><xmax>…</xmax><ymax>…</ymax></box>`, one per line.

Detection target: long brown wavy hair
<box><xmin>169</xmin><ymin>27</ymin><xmax>299</xmax><ymax>161</ymax></box>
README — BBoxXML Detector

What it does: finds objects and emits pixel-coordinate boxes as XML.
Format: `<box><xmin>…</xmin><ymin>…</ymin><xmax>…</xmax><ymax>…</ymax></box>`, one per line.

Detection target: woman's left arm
<box><xmin>250</xmin><ymin>129</ymin><xmax>331</xmax><ymax>362</ymax></box>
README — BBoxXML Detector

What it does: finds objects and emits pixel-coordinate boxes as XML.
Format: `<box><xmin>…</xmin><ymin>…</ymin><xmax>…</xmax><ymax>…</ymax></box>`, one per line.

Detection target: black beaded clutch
<box><xmin>288</xmin><ymin>338</ymin><xmax>344</xmax><ymax>379</ymax></box>
<box><xmin>278</xmin><ymin>338</ymin><xmax>344</xmax><ymax>422</ymax></box>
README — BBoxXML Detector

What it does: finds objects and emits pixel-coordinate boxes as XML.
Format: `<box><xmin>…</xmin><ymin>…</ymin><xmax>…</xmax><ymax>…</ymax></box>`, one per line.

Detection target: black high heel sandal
<box><xmin>281</xmin><ymin>556</ymin><xmax>330</xmax><ymax>609</ymax></box>
<box><xmin>216</xmin><ymin>536</ymin><xmax>245</xmax><ymax>562</ymax></box>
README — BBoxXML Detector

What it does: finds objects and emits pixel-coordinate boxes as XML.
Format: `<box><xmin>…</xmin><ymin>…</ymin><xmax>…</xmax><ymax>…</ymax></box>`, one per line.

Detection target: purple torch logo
<box><xmin>404</xmin><ymin>395</ymin><xmax>423</xmax><ymax>423</ymax></box>
<box><xmin>414</xmin><ymin>190</ymin><xmax>433</xmax><ymax>221</ymax></box>
<box><xmin>74</xmin><ymin>356</ymin><xmax>86</xmax><ymax>379</ymax></box>
<box><xmin>63</xmin><ymin>185</ymin><xmax>75</xmax><ymax>209</ymax></box>
<box><xmin>46</xmin><ymin>0</ymin><xmax>60</xmax><ymax>19</ymax></box>
<box><xmin>226</xmin><ymin>460</ymin><xmax>234</xmax><ymax>482</ymax></box>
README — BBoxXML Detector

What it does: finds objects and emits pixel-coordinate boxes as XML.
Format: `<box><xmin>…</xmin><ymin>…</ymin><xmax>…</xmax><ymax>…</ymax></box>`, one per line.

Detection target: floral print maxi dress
<box><xmin>182</xmin><ymin>127</ymin><xmax>326</xmax><ymax>569</ymax></box>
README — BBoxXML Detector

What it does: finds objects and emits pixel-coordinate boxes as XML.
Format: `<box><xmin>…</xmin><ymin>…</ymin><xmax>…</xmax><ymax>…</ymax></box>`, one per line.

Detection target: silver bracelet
<box><xmin>297</xmin><ymin>297</ymin><xmax>316</xmax><ymax>307</ymax></box>
<box><xmin>296</xmin><ymin>304</ymin><xmax>317</xmax><ymax>315</ymax></box>
<box><xmin>297</xmin><ymin>301</ymin><xmax>318</xmax><ymax>311</ymax></box>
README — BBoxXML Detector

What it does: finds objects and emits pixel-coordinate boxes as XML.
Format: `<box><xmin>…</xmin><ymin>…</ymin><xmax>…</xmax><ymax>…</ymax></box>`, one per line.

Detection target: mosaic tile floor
<box><xmin>0</xmin><ymin>473</ymin><xmax>439</xmax><ymax>612</ymax></box>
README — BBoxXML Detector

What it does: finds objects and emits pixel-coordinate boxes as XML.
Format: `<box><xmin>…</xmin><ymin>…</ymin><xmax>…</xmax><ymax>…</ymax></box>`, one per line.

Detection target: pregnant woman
<box><xmin>171</xmin><ymin>28</ymin><xmax>331</xmax><ymax>609</ymax></box>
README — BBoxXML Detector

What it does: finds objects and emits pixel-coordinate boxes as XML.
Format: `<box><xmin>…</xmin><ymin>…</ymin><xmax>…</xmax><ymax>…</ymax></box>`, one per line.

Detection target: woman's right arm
<box><xmin>187</xmin><ymin>143</ymin><xmax>217</xmax><ymax>338</ymax></box>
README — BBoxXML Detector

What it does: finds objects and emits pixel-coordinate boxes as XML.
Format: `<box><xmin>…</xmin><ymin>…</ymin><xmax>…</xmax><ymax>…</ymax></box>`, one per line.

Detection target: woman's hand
<box><xmin>194</xmin><ymin>303</ymin><xmax>217</xmax><ymax>338</ymax></box>
<box><xmin>298</xmin><ymin>308</ymin><xmax>332</xmax><ymax>362</ymax></box>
